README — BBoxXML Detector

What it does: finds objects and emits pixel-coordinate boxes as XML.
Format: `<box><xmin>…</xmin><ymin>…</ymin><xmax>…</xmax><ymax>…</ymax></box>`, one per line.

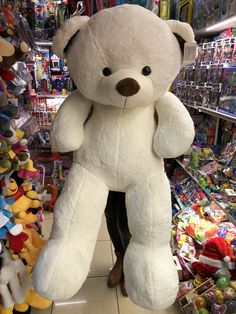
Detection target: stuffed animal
<box><xmin>0</xmin><ymin>25</ymin><xmax>15</xmax><ymax>38</ymax></box>
<box><xmin>19</xmin><ymin>226</ymin><xmax>45</xmax><ymax>273</ymax></box>
<box><xmin>33</xmin><ymin>5</ymin><xmax>195</xmax><ymax>310</ymax></box>
<box><xmin>18</xmin><ymin>158</ymin><xmax>39</xmax><ymax>180</ymax></box>
<box><xmin>5</xmin><ymin>127</ymin><xmax>28</xmax><ymax>155</ymax></box>
<box><xmin>14</xmin><ymin>290</ymin><xmax>52</xmax><ymax>312</ymax></box>
<box><xmin>0</xmin><ymin>139</ymin><xmax>19</xmax><ymax>174</ymax></box>
<box><xmin>0</xmin><ymin>41</ymin><xmax>29</xmax><ymax>69</ymax></box>
<box><xmin>0</xmin><ymin>103</ymin><xmax>18</xmax><ymax>137</ymax></box>
<box><xmin>0</xmin><ymin>195</ymin><xmax>23</xmax><ymax>238</ymax></box>
<box><xmin>192</xmin><ymin>237</ymin><xmax>236</xmax><ymax>278</ymax></box>
<box><xmin>3</xmin><ymin>179</ymin><xmax>41</xmax><ymax>219</ymax></box>
<box><xmin>0</xmin><ymin>36</ymin><xmax>15</xmax><ymax>63</ymax></box>
<box><xmin>0</xmin><ymin>246</ymin><xmax>31</xmax><ymax>309</ymax></box>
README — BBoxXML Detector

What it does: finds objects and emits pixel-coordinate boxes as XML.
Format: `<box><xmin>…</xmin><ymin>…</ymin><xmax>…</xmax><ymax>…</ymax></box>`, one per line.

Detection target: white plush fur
<box><xmin>33</xmin><ymin>4</ymin><xmax>195</xmax><ymax>310</ymax></box>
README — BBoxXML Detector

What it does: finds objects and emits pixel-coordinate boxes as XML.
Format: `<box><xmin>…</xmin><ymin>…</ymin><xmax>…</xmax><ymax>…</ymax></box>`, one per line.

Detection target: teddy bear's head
<box><xmin>53</xmin><ymin>5</ymin><xmax>195</xmax><ymax>109</ymax></box>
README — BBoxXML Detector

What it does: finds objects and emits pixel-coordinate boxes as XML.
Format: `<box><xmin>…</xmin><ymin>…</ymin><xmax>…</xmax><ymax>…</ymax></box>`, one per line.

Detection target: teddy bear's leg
<box><xmin>33</xmin><ymin>163</ymin><xmax>108</xmax><ymax>300</ymax></box>
<box><xmin>124</xmin><ymin>174</ymin><xmax>178</xmax><ymax>311</ymax></box>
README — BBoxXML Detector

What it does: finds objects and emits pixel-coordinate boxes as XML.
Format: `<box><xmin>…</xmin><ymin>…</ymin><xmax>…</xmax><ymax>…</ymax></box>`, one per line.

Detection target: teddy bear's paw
<box><xmin>33</xmin><ymin>239</ymin><xmax>89</xmax><ymax>300</ymax></box>
<box><xmin>124</xmin><ymin>243</ymin><xmax>178</xmax><ymax>310</ymax></box>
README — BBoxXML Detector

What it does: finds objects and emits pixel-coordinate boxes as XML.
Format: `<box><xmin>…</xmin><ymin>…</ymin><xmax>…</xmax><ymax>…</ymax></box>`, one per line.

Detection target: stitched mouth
<box><xmin>9</xmin><ymin>188</ymin><xmax>17</xmax><ymax>192</ymax></box>
<box><xmin>124</xmin><ymin>98</ymin><xmax>128</xmax><ymax>108</ymax></box>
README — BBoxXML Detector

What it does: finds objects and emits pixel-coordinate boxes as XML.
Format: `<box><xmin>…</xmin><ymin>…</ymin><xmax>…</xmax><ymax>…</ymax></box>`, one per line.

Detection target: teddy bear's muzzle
<box><xmin>116</xmin><ymin>77</ymin><xmax>140</xmax><ymax>97</ymax></box>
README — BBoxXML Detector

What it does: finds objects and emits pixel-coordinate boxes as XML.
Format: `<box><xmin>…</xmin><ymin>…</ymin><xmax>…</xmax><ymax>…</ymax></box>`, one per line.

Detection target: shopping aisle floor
<box><xmin>31</xmin><ymin>212</ymin><xmax>181</xmax><ymax>314</ymax></box>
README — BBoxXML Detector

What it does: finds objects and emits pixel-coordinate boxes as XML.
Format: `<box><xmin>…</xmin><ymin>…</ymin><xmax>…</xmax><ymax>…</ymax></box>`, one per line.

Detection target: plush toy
<box><xmin>0</xmin><ymin>246</ymin><xmax>31</xmax><ymax>309</ymax></box>
<box><xmin>0</xmin><ymin>36</ymin><xmax>15</xmax><ymax>63</ymax></box>
<box><xmin>0</xmin><ymin>25</ymin><xmax>15</xmax><ymax>38</ymax></box>
<box><xmin>14</xmin><ymin>289</ymin><xmax>52</xmax><ymax>312</ymax></box>
<box><xmin>0</xmin><ymin>195</ymin><xmax>23</xmax><ymax>238</ymax></box>
<box><xmin>0</xmin><ymin>78</ymin><xmax>8</xmax><ymax>104</ymax></box>
<box><xmin>192</xmin><ymin>237</ymin><xmax>235</xmax><ymax>278</ymax></box>
<box><xmin>18</xmin><ymin>158</ymin><xmax>39</xmax><ymax>180</ymax></box>
<box><xmin>0</xmin><ymin>103</ymin><xmax>18</xmax><ymax>137</ymax></box>
<box><xmin>0</xmin><ymin>41</ymin><xmax>29</xmax><ymax>69</ymax></box>
<box><xmin>7</xmin><ymin>231</ymin><xmax>29</xmax><ymax>253</ymax></box>
<box><xmin>3</xmin><ymin>179</ymin><xmax>41</xmax><ymax>219</ymax></box>
<box><xmin>0</xmin><ymin>140</ymin><xmax>19</xmax><ymax>174</ymax></box>
<box><xmin>33</xmin><ymin>5</ymin><xmax>195</xmax><ymax>310</ymax></box>
<box><xmin>0</xmin><ymin>68</ymin><xmax>16</xmax><ymax>82</ymax></box>
<box><xmin>5</xmin><ymin>127</ymin><xmax>28</xmax><ymax>155</ymax></box>
<box><xmin>19</xmin><ymin>226</ymin><xmax>45</xmax><ymax>273</ymax></box>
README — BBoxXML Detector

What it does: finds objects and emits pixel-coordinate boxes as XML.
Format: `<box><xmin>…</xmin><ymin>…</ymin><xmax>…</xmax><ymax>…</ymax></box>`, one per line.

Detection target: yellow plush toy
<box><xmin>19</xmin><ymin>227</ymin><xmax>46</xmax><ymax>274</ymax></box>
<box><xmin>14</xmin><ymin>290</ymin><xmax>52</xmax><ymax>312</ymax></box>
<box><xmin>3</xmin><ymin>179</ymin><xmax>41</xmax><ymax>219</ymax></box>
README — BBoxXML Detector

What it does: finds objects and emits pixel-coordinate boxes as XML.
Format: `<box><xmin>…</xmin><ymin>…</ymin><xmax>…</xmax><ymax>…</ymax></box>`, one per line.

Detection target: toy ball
<box><xmin>224</xmin><ymin>287</ymin><xmax>236</xmax><ymax>300</ymax></box>
<box><xmin>195</xmin><ymin>230</ymin><xmax>205</xmax><ymax>242</ymax></box>
<box><xmin>226</xmin><ymin>300</ymin><xmax>236</xmax><ymax>313</ymax></box>
<box><xmin>216</xmin><ymin>276</ymin><xmax>231</xmax><ymax>290</ymax></box>
<box><xmin>230</xmin><ymin>281</ymin><xmax>236</xmax><ymax>290</ymax></box>
<box><xmin>195</xmin><ymin>296</ymin><xmax>206</xmax><ymax>309</ymax></box>
<box><xmin>198</xmin><ymin>308</ymin><xmax>209</xmax><ymax>314</ymax></box>
<box><xmin>205</xmin><ymin>291</ymin><xmax>216</xmax><ymax>305</ymax></box>
<box><xmin>211</xmin><ymin>303</ymin><xmax>227</xmax><ymax>314</ymax></box>
<box><xmin>214</xmin><ymin>289</ymin><xmax>224</xmax><ymax>304</ymax></box>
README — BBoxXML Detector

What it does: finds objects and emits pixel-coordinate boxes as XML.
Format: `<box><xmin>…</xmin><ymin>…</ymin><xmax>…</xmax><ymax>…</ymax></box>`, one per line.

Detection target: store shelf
<box><xmin>184</xmin><ymin>103</ymin><xmax>236</xmax><ymax>124</ymax></box>
<box><xmin>175</xmin><ymin>159</ymin><xmax>236</xmax><ymax>226</ymax></box>
<box><xmin>31</xmin><ymin>94</ymin><xmax>67</xmax><ymax>98</ymax></box>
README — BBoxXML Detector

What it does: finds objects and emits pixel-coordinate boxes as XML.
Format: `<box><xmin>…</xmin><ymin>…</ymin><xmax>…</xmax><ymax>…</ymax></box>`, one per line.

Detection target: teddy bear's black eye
<box><xmin>103</xmin><ymin>67</ymin><xmax>112</xmax><ymax>76</ymax></box>
<box><xmin>142</xmin><ymin>66</ymin><xmax>152</xmax><ymax>76</ymax></box>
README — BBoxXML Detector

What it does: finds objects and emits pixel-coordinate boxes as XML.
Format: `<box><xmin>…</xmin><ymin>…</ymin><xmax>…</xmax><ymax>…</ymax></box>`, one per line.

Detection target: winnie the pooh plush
<box><xmin>3</xmin><ymin>179</ymin><xmax>41</xmax><ymax>219</ymax></box>
<box><xmin>33</xmin><ymin>5</ymin><xmax>195</xmax><ymax>310</ymax></box>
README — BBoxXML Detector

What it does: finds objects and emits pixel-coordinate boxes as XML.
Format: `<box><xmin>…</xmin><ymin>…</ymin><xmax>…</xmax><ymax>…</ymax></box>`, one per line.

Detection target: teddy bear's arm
<box><xmin>50</xmin><ymin>90</ymin><xmax>92</xmax><ymax>153</ymax></box>
<box><xmin>153</xmin><ymin>92</ymin><xmax>195</xmax><ymax>158</ymax></box>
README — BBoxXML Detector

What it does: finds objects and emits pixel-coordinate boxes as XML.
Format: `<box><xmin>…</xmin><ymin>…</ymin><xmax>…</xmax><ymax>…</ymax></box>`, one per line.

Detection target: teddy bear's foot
<box><xmin>125</xmin><ymin>175</ymin><xmax>178</xmax><ymax>310</ymax></box>
<box><xmin>124</xmin><ymin>243</ymin><xmax>178</xmax><ymax>310</ymax></box>
<box><xmin>33</xmin><ymin>164</ymin><xmax>109</xmax><ymax>300</ymax></box>
<box><xmin>33</xmin><ymin>239</ymin><xmax>89</xmax><ymax>300</ymax></box>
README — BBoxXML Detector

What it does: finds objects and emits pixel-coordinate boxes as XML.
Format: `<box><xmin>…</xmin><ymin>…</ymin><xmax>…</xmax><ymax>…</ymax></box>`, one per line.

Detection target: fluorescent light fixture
<box><xmin>54</xmin><ymin>300</ymin><xmax>87</xmax><ymax>306</ymax></box>
<box><xmin>206</xmin><ymin>15</ymin><xmax>236</xmax><ymax>32</ymax></box>
<box><xmin>35</xmin><ymin>41</ymin><xmax>53</xmax><ymax>46</ymax></box>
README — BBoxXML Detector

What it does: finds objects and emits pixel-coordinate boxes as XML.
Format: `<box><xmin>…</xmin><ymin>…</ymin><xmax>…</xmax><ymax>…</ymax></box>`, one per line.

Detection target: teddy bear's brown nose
<box><xmin>116</xmin><ymin>78</ymin><xmax>140</xmax><ymax>97</ymax></box>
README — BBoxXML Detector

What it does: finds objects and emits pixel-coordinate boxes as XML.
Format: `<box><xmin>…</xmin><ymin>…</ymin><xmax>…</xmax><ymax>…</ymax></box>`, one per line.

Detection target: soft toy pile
<box><xmin>0</xmin><ymin>11</ymin><xmax>53</xmax><ymax>314</ymax></box>
<box><xmin>33</xmin><ymin>4</ymin><xmax>196</xmax><ymax>311</ymax></box>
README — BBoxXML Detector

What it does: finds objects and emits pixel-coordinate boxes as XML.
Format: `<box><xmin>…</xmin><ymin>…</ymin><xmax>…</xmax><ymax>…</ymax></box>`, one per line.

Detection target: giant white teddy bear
<box><xmin>33</xmin><ymin>4</ymin><xmax>195</xmax><ymax>310</ymax></box>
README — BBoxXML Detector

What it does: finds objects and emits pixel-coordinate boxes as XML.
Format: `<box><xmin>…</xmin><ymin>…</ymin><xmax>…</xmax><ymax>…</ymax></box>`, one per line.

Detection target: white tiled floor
<box><xmin>31</xmin><ymin>211</ymin><xmax>181</xmax><ymax>314</ymax></box>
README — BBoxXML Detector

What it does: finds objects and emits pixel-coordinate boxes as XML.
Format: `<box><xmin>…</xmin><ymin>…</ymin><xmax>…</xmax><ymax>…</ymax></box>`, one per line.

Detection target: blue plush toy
<box><xmin>0</xmin><ymin>195</ymin><xmax>22</xmax><ymax>238</ymax></box>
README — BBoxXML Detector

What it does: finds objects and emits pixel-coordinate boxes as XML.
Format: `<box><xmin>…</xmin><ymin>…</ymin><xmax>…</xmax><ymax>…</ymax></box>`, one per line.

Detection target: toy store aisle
<box><xmin>31</xmin><ymin>211</ymin><xmax>181</xmax><ymax>314</ymax></box>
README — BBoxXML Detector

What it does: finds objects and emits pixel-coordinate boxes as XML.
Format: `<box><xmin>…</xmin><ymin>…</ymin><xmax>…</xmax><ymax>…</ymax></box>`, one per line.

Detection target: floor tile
<box><xmin>97</xmin><ymin>215</ymin><xmax>110</xmax><ymax>241</ymax></box>
<box><xmin>117</xmin><ymin>287</ymin><xmax>181</xmax><ymax>314</ymax></box>
<box><xmin>43</xmin><ymin>211</ymin><xmax>53</xmax><ymax>220</ymax></box>
<box><xmin>52</xmin><ymin>277</ymin><xmax>119</xmax><ymax>314</ymax></box>
<box><xmin>88</xmin><ymin>240</ymin><xmax>113</xmax><ymax>277</ymax></box>
<box><xmin>41</xmin><ymin>218</ymin><xmax>53</xmax><ymax>240</ymax></box>
<box><xmin>30</xmin><ymin>305</ymin><xmax>52</xmax><ymax>314</ymax></box>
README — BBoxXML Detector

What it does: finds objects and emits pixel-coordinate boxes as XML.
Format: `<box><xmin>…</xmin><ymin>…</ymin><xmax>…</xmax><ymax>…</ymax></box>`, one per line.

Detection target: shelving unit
<box><xmin>184</xmin><ymin>103</ymin><xmax>236</xmax><ymax>124</ymax></box>
<box><xmin>31</xmin><ymin>94</ymin><xmax>67</xmax><ymax>98</ymax></box>
<box><xmin>175</xmin><ymin>159</ymin><xmax>236</xmax><ymax>226</ymax></box>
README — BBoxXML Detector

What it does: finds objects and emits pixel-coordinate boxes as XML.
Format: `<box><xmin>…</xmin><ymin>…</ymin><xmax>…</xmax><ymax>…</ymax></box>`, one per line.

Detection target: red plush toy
<box><xmin>192</xmin><ymin>237</ymin><xmax>236</xmax><ymax>278</ymax></box>
<box><xmin>8</xmin><ymin>232</ymin><xmax>29</xmax><ymax>253</ymax></box>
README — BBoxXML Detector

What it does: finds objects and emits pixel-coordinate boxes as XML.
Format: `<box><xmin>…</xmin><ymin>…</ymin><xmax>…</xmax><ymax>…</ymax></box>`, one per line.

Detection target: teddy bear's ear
<box><xmin>52</xmin><ymin>16</ymin><xmax>90</xmax><ymax>59</ymax></box>
<box><xmin>166</xmin><ymin>20</ymin><xmax>197</xmax><ymax>65</ymax></box>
